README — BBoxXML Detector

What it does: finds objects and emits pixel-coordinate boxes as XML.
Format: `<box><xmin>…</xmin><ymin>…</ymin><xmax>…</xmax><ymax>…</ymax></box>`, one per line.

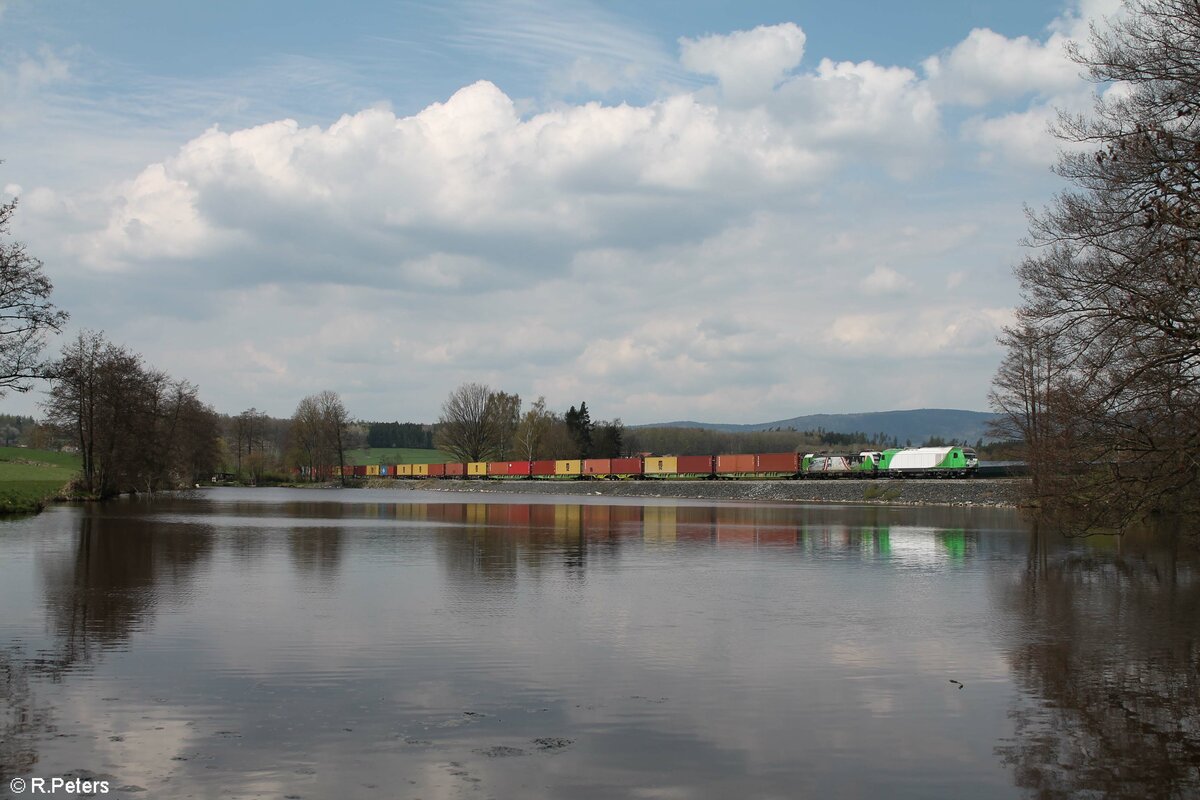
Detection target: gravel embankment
<box><xmin>372</xmin><ymin>477</ymin><xmax>1028</xmax><ymax>507</ymax></box>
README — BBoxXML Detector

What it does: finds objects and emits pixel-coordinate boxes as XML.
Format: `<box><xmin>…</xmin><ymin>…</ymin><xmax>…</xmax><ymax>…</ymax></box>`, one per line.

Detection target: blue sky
<box><xmin>0</xmin><ymin>0</ymin><xmax>1123</xmax><ymax>424</ymax></box>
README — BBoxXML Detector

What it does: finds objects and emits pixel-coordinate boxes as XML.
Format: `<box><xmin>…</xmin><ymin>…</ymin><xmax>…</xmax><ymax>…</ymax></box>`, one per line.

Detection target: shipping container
<box><xmin>506</xmin><ymin>461</ymin><xmax>532</xmax><ymax>477</ymax></box>
<box><xmin>610</xmin><ymin>457</ymin><xmax>643</xmax><ymax>477</ymax></box>
<box><xmin>353</xmin><ymin>465</ymin><xmax>368</xmax><ymax>478</ymax></box>
<box><xmin>755</xmin><ymin>453</ymin><xmax>799</xmax><ymax>474</ymax></box>
<box><xmin>428</xmin><ymin>463</ymin><xmax>445</xmax><ymax>477</ymax></box>
<box><xmin>643</xmin><ymin>456</ymin><xmax>678</xmax><ymax>475</ymax></box>
<box><xmin>366</xmin><ymin>464</ymin><xmax>380</xmax><ymax>476</ymax></box>
<box><xmin>446</xmin><ymin>462</ymin><xmax>465</xmax><ymax>477</ymax></box>
<box><xmin>396</xmin><ymin>464</ymin><xmax>413</xmax><ymax>477</ymax></box>
<box><xmin>467</xmin><ymin>461</ymin><xmax>487</xmax><ymax>477</ymax></box>
<box><xmin>488</xmin><ymin>461</ymin><xmax>509</xmax><ymax>476</ymax></box>
<box><xmin>378</xmin><ymin>464</ymin><xmax>390</xmax><ymax>477</ymax></box>
<box><xmin>676</xmin><ymin>455</ymin><xmax>714</xmax><ymax>476</ymax></box>
<box><xmin>554</xmin><ymin>459</ymin><xmax>581</xmax><ymax>477</ymax></box>
<box><xmin>716</xmin><ymin>454</ymin><xmax>755</xmax><ymax>474</ymax></box>
<box><xmin>531</xmin><ymin>460</ymin><xmax>556</xmax><ymax>476</ymax></box>
<box><xmin>412</xmin><ymin>463</ymin><xmax>429</xmax><ymax>477</ymax></box>
<box><xmin>583</xmin><ymin>459</ymin><xmax>611</xmax><ymax>477</ymax></box>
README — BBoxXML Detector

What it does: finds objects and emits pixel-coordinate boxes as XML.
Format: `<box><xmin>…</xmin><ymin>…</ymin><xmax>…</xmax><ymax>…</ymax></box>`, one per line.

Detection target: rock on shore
<box><xmin>371</xmin><ymin>477</ymin><xmax>1028</xmax><ymax>507</ymax></box>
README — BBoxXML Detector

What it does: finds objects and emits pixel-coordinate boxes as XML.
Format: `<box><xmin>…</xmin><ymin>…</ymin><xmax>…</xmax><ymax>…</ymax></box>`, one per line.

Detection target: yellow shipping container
<box><xmin>554</xmin><ymin>459</ymin><xmax>581</xmax><ymax>476</ymax></box>
<box><xmin>396</xmin><ymin>464</ymin><xmax>413</xmax><ymax>477</ymax></box>
<box><xmin>467</xmin><ymin>461</ymin><xmax>487</xmax><ymax>477</ymax></box>
<box><xmin>643</xmin><ymin>456</ymin><xmax>678</xmax><ymax>475</ymax></box>
<box><xmin>412</xmin><ymin>463</ymin><xmax>429</xmax><ymax>477</ymax></box>
<box><xmin>366</xmin><ymin>464</ymin><xmax>380</xmax><ymax>476</ymax></box>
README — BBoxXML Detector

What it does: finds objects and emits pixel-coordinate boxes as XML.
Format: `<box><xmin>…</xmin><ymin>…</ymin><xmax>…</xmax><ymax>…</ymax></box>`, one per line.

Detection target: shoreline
<box><xmin>349</xmin><ymin>477</ymin><xmax>1029</xmax><ymax>508</ymax></box>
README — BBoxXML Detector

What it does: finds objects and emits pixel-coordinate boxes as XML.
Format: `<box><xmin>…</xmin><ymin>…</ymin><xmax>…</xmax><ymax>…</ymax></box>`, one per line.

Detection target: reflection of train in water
<box><xmin>350</xmin><ymin>501</ymin><xmax>980</xmax><ymax>561</ymax></box>
<box><xmin>333</xmin><ymin>445</ymin><xmax>979</xmax><ymax>480</ymax></box>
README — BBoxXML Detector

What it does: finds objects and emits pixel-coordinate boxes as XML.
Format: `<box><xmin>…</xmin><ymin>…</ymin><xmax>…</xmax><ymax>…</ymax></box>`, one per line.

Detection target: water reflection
<box><xmin>0</xmin><ymin>491</ymin><xmax>1196</xmax><ymax>798</ymax></box>
<box><xmin>39</xmin><ymin>510</ymin><xmax>213</xmax><ymax>670</ymax></box>
<box><xmin>287</xmin><ymin>527</ymin><xmax>344</xmax><ymax>582</ymax></box>
<box><xmin>994</xmin><ymin>524</ymin><xmax>1200</xmax><ymax>797</ymax></box>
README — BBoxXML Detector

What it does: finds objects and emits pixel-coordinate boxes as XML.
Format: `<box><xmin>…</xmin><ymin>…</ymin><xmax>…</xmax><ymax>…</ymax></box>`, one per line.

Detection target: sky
<box><xmin>0</xmin><ymin>0</ymin><xmax>1125</xmax><ymax>425</ymax></box>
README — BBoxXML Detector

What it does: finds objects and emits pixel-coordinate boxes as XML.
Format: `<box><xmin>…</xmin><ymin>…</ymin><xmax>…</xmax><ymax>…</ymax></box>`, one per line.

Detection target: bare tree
<box><xmin>0</xmin><ymin>191</ymin><xmax>68</xmax><ymax>396</ymax></box>
<box><xmin>514</xmin><ymin>396</ymin><xmax>554</xmax><ymax>461</ymax></box>
<box><xmin>317</xmin><ymin>390</ymin><xmax>350</xmax><ymax>485</ymax></box>
<box><xmin>988</xmin><ymin>323</ymin><xmax>1070</xmax><ymax>498</ymax></box>
<box><xmin>996</xmin><ymin>0</ymin><xmax>1200</xmax><ymax>530</ymax></box>
<box><xmin>288</xmin><ymin>391</ymin><xmax>350</xmax><ymax>482</ymax></box>
<box><xmin>44</xmin><ymin>331</ymin><xmax>219</xmax><ymax>497</ymax></box>
<box><xmin>434</xmin><ymin>382</ymin><xmax>518</xmax><ymax>462</ymax></box>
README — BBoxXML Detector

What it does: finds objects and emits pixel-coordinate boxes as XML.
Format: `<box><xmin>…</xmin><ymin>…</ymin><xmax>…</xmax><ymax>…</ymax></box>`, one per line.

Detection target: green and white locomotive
<box><xmin>801</xmin><ymin>446</ymin><xmax>978</xmax><ymax>478</ymax></box>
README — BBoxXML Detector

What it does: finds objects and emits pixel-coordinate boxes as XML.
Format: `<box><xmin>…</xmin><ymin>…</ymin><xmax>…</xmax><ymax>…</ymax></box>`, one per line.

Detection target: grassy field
<box><xmin>0</xmin><ymin>446</ymin><xmax>81</xmax><ymax>514</ymax></box>
<box><xmin>343</xmin><ymin>447</ymin><xmax>454</xmax><ymax>465</ymax></box>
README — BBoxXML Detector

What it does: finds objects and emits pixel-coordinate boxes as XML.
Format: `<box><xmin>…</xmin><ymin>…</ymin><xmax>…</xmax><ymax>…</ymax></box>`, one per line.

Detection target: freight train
<box><xmin>330</xmin><ymin>445</ymin><xmax>979</xmax><ymax>480</ymax></box>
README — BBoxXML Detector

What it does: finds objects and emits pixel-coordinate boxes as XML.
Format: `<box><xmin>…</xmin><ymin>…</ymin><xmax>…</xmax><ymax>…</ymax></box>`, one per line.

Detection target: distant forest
<box><xmin>366</xmin><ymin>421</ymin><xmax>434</xmax><ymax>449</ymax></box>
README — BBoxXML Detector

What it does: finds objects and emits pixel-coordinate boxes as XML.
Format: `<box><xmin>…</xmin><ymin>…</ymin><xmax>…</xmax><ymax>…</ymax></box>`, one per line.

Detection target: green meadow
<box><xmin>0</xmin><ymin>446</ymin><xmax>81</xmax><ymax>514</ymax></box>
<box><xmin>342</xmin><ymin>447</ymin><xmax>454</xmax><ymax>466</ymax></box>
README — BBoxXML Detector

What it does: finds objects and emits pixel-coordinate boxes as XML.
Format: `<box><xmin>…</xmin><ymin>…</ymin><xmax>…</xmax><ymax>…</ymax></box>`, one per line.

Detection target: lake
<box><xmin>1</xmin><ymin>488</ymin><xmax>1196</xmax><ymax>799</ymax></box>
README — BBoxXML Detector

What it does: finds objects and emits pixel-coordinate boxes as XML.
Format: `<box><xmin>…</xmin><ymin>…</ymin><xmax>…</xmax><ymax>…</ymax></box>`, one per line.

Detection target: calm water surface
<box><xmin>1</xmin><ymin>488</ymin><xmax>1197</xmax><ymax>799</ymax></box>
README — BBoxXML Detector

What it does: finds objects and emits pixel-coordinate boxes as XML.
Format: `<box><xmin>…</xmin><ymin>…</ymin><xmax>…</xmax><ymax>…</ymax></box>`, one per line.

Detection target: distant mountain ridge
<box><xmin>637</xmin><ymin>408</ymin><xmax>998</xmax><ymax>445</ymax></box>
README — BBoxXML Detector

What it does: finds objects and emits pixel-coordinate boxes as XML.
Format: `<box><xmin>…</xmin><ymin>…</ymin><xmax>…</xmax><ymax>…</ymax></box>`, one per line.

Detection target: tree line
<box><xmin>990</xmin><ymin>0</ymin><xmax>1200</xmax><ymax>533</ymax></box>
<box><xmin>43</xmin><ymin>332</ymin><xmax>221</xmax><ymax>497</ymax></box>
<box><xmin>434</xmin><ymin>383</ymin><xmax>625</xmax><ymax>462</ymax></box>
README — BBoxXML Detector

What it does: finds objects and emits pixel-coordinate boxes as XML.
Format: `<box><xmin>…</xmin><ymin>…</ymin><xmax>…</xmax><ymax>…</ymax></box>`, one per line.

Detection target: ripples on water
<box><xmin>0</xmin><ymin>487</ymin><xmax>1196</xmax><ymax>799</ymax></box>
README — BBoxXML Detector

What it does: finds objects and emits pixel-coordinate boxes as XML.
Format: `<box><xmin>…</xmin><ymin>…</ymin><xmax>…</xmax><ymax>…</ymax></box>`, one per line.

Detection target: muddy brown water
<box><xmin>1</xmin><ymin>488</ymin><xmax>1196</xmax><ymax>799</ymax></box>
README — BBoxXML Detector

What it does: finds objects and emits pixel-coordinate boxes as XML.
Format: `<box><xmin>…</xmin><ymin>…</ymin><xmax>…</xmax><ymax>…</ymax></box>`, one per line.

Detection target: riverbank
<box><xmin>359</xmin><ymin>477</ymin><xmax>1028</xmax><ymax>507</ymax></box>
<box><xmin>0</xmin><ymin>446</ymin><xmax>80</xmax><ymax>515</ymax></box>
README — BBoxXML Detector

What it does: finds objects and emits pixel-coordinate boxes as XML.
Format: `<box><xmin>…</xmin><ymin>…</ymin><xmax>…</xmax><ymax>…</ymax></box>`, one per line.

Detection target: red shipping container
<box><xmin>755</xmin><ymin>453</ymin><xmax>799</xmax><ymax>473</ymax></box>
<box><xmin>507</xmin><ymin>461</ymin><xmax>532</xmax><ymax>477</ymax></box>
<box><xmin>716</xmin><ymin>454</ymin><xmax>755</xmax><ymax>473</ymax></box>
<box><xmin>610</xmin><ymin>457</ymin><xmax>643</xmax><ymax>476</ymax></box>
<box><xmin>489</xmin><ymin>461</ymin><xmax>510</xmax><ymax>476</ymax></box>
<box><xmin>446</xmin><ymin>462</ymin><xmax>465</xmax><ymax>477</ymax></box>
<box><xmin>353</xmin><ymin>465</ymin><xmax>368</xmax><ymax>477</ymax></box>
<box><xmin>583</xmin><ymin>459</ymin><xmax>611</xmax><ymax>476</ymax></box>
<box><xmin>676</xmin><ymin>455</ymin><xmax>714</xmax><ymax>475</ymax></box>
<box><xmin>429</xmin><ymin>463</ymin><xmax>446</xmax><ymax>477</ymax></box>
<box><xmin>531</xmin><ymin>460</ymin><xmax>556</xmax><ymax>476</ymax></box>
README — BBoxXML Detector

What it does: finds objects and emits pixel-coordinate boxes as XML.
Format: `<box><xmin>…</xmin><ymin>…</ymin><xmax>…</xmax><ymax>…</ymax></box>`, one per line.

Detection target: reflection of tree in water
<box><xmin>6</xmin><ymin>510</ymin><xmax>214</xmax><ymax>779</ymax></box>
<box><xmin>995</xmin><ymin>525</ymin><xmax>1200</xmax><ymax>797</ymax></box>
<box><xmin>0</xmin><ymin>649</ymin><xmax>49</xmax><ymax>781</ymax></box>
<box><xmin>40</xmin><ymin>513</ymin><xmax>214</xmax><ymax>669</ymax></box>
<box><xmin>287</xmin><ymin>527</ymin><xmax>344</xmax><ymax>582</ymax></box>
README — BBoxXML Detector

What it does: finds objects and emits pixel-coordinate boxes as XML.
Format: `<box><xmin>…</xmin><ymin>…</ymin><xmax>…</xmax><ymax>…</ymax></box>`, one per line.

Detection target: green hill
<box><xmin>641</xmin><ymin>408</ymin><xmax>997</xmax><ymax>445</ymax></box>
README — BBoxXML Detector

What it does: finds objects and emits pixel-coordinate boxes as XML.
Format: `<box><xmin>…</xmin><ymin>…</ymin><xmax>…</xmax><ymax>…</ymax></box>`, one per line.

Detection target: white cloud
<box><xmin>680</xmin><ymin>23</ymin><xmax>806</xmax><ymax>103</ymax></box>
<box><xmin>825</xmin><ymin>308</ymin><xmax>1013</xmax><ymax>358</ymax></box>
<box><xmin>0</xmin><ymin>45</ymin><xmax>70</xmax><ymax>95</ymax></box>
<box><xmin>860</xmin><ymin>265</ymin><xmax>911</xmax><ymax>295</ymax></box>
<box><xmin>923</xmin><ymin>27</ymin><xmax>1080</xmax><ymax>106</ymax></box>
<box><xmin>6</xmin><ymin>11</ymin><xmax>1092</xmax><ymax>421</ymax></box>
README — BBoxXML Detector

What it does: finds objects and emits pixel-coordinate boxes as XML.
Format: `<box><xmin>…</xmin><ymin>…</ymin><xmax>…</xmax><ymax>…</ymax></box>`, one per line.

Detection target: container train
<box><xmin>328</xmin><ymin>445</ymin><xmax>979</xmax><ymax>480</ymax></box>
